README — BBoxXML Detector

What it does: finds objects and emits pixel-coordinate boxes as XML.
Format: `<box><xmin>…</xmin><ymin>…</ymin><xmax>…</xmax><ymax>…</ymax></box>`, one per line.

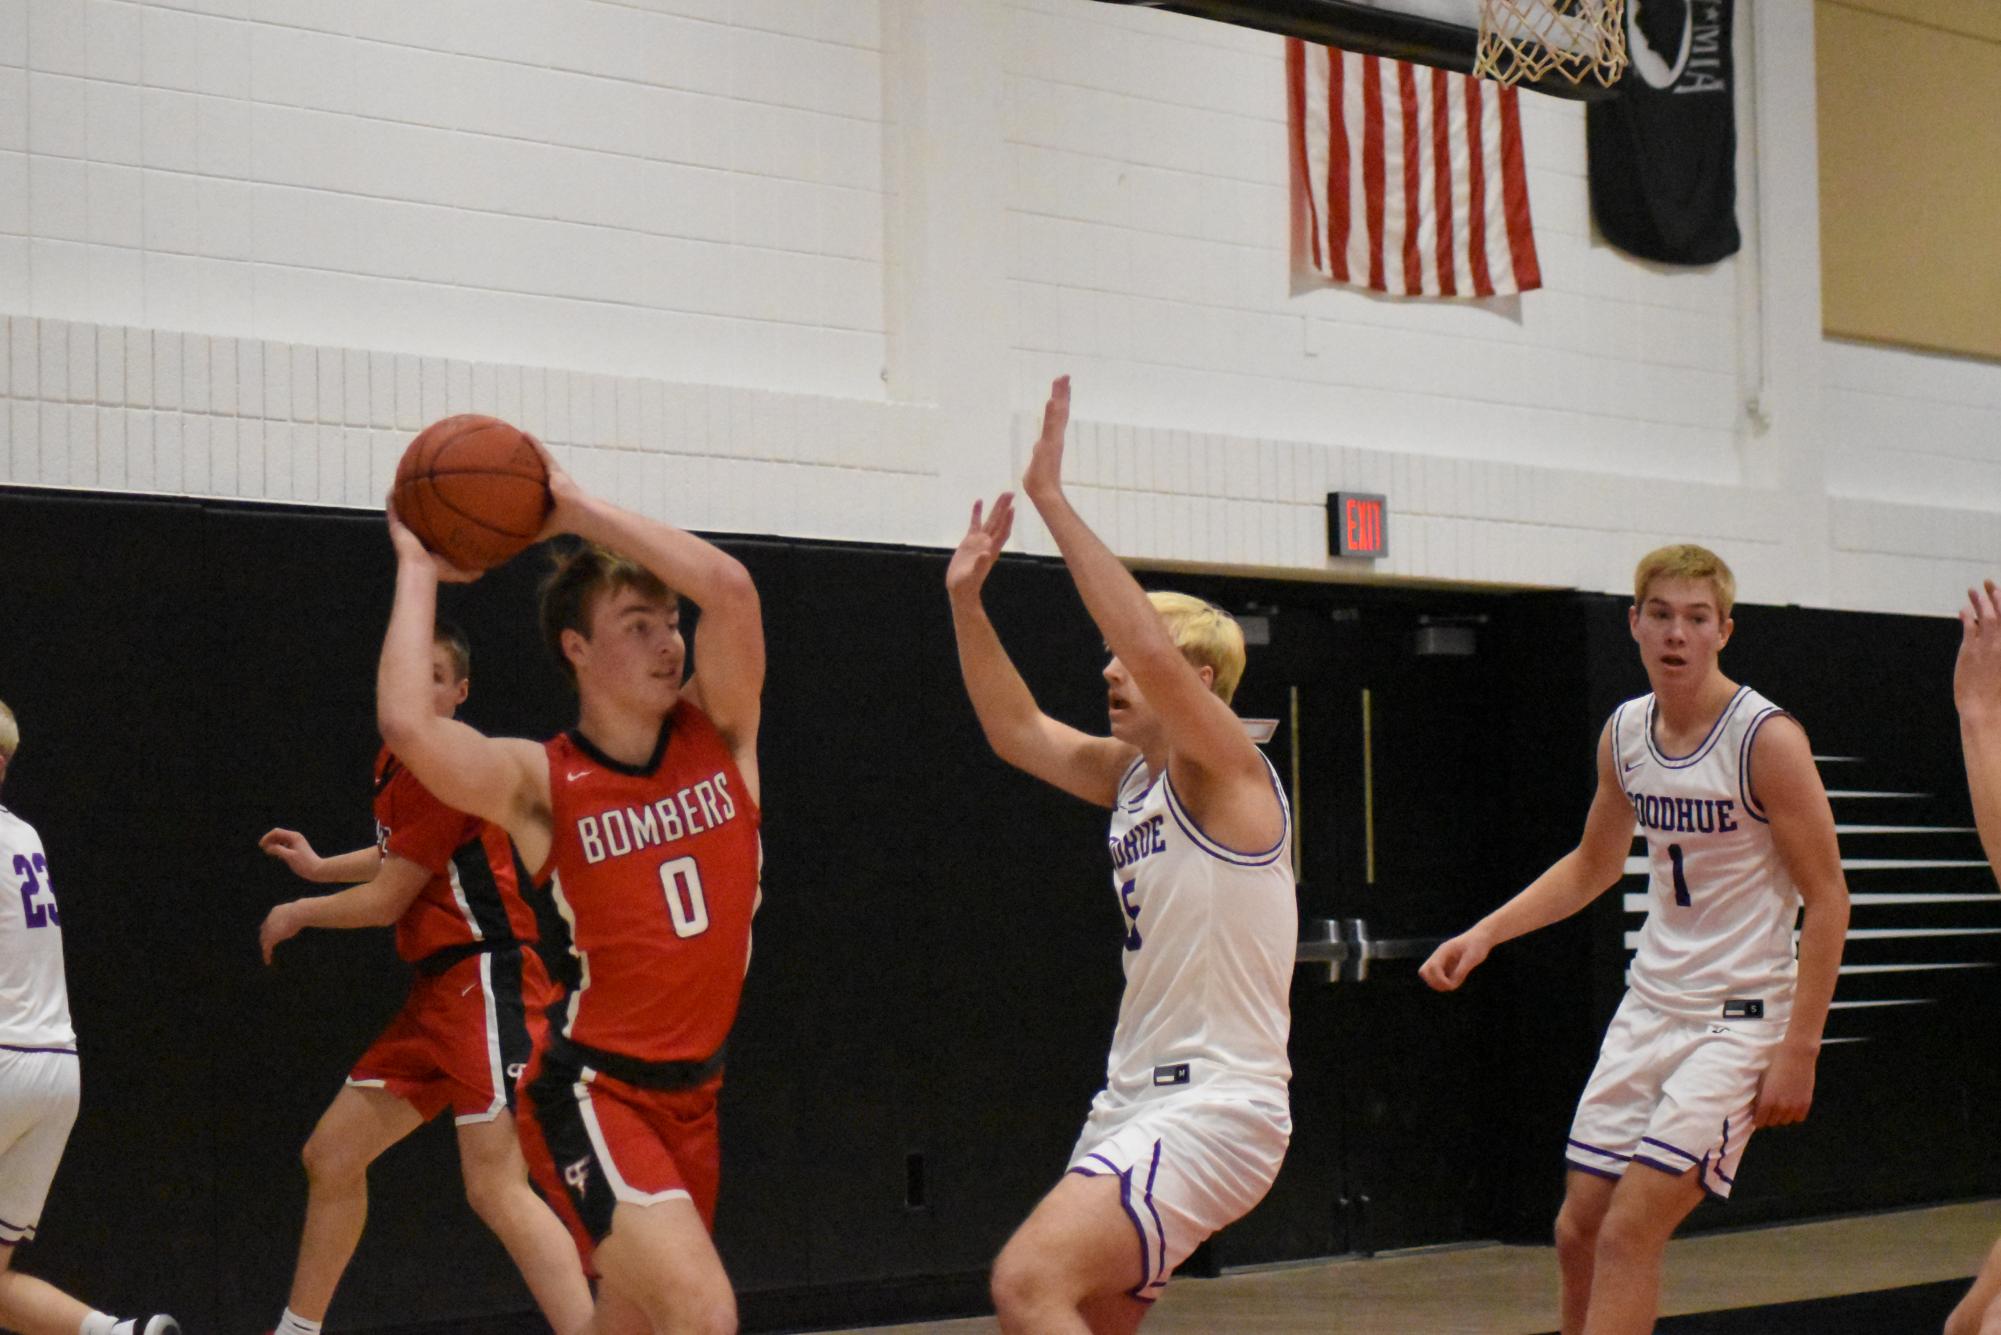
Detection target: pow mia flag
<box><xmin>1587</xmin><ymin>0</ymin><xmax>1740</xmax><ymax>265</ymax></box>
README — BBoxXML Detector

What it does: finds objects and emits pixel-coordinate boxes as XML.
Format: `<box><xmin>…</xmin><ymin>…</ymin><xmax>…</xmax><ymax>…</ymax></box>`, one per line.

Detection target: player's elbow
<box><xmin>705</xmin><ymin>554</ymin><xmax>759</xmax><ymax>614</ymax></box>
<box><xmin>1576</xmin><ymin>847</ymin><xmax>1628</xmax><ymax>896</ymax></box>
<box><xmin>1805</xmin><ymin>881</ymin><xmax>1851</xmax><ymax>931</ymax></box>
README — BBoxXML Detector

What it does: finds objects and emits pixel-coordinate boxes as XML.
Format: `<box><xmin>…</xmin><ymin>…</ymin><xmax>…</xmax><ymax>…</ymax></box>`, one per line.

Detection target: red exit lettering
<box><xmin>1327</xmin><ymin>492</ymin><xmax>1388</xmax><ymax>557</ymax></box>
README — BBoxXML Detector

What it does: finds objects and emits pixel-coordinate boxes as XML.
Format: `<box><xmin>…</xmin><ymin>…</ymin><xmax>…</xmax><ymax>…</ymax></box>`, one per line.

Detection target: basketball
<box><xmin>392</xmin><ymin>415</ymin><xmax>551</xmax><ymax>572</ymax></box>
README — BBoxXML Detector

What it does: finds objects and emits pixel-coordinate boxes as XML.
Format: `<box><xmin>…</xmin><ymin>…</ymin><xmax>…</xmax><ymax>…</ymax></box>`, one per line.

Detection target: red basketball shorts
<box><xmin>346</xmin><ymin>945</ymin><xmax>551</xmax><ymax>1124</ymax></box>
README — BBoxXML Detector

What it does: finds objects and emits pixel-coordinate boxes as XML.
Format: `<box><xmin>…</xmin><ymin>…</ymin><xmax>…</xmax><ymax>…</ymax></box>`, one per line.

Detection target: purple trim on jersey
<box><xmin>0</xmin><ymin>1215</ymin><xmax>36</xmax><ymax>1239</ymax></box>
<box><xmin>1074</xmin><ymin>1148</ymin><xmax>1164</xmax><ymax>1299</ymax></box>
<box><xmin>1565</xmin><ymin>1160</ymin><xmax>1623</xmax><ymax>1183</ymax></box>
<box><xmin>1138</xmin><ymin>1139</ymin><xmax>1168</xmax><ymax>1291</ymax></box>
<box><xmin>1118</xmin><ymin>757</ymin><xmax>1152</xmax><ymax>811</ymax></box>
<box><xmin>1114</xmin><ymin>1167</ymin><xmax>1153</xmax><ymax>1299</ymax></box>
<box><xmin>1158</xmin><ymin>758</ymin><xmax>1290</xmax><ymax>866</ymax></box>
<box><xmin>1697</xmin><ymin>1147</ymin><xmax>1731</xmax><ymax>1201</ymax></box>
<box><xmin>1713</xmin><ymin>1118</ymin><xmax>1736</xmax><ymax>1185</ymax></box>
<box><xmin>1639</xmin><ymin>1136</ymin><xmax>1700</xmax><ymax>1164</ymax></box>
<box><xmin>0</xmin><ymin>1044</ymin><xmax>76</xmax><ymax>1057</ymax></box>
<box><xmin>1611</xmin><ymin>700</ymin><xmax>1642</xmax><ymax>801</ymax></box>
<box><xmin>1566</xmin><ymin>1138</ymin><xmax>1632</xmax><ymax>1163</ymax></box>
<box><xmin>1631</xmin><ymin>1153</ymin><xmax>1693</xmax><ymax>1178</ymax></box>
<box><xmin>1736</xmin><ymin>707</ymin><xmax>1790</xmax><ymax>825</ymax></box>
<box><xmin>1644</xmin><ymin>686</ymin><xmax>1750</xmax><ymax>770</ymax></box>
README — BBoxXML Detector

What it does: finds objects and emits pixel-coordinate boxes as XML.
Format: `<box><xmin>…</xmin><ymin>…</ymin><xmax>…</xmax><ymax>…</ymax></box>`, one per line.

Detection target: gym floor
<box><xmin>836</xmin><ymin>1198</ymin><xmax>2001</xmax><ymax>1334</ymax></box>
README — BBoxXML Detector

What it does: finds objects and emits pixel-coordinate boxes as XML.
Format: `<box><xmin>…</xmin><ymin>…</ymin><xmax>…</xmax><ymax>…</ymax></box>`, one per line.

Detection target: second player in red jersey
<box><xmin>258</xmin><ymin>624</ymin><xmax>591</xmax><ymax>1335</ymax></box>
<box><xmin>377</xmin><ymin>441</ymin><xmax>764</xmax><ymax>1335</ymax></box>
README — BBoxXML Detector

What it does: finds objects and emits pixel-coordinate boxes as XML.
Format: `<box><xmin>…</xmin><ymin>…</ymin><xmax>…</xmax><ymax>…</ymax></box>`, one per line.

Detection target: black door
<box><xmin>1152</xmin><ymin>583</ymin><xmax>1534</xmax><ymax>1266</ymax></box>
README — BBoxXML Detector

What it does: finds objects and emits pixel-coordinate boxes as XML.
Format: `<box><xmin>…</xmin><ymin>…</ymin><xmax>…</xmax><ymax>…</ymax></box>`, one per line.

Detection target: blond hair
<box><xmin>540</xmin><ymin>543</ymin><xmax>675</xmax><ymax>688</ymax></box>
<box><xmin>0</xmin><ymin>698</ymin><xmax>16</xmax><ymax>761</ymax></box>
<box><xmin>1634</xmin><ymin>544</ymin><xmax>1736</xmax><ymax>618</ymax></box>
<box><xmin>1148</xmin><ymin>591</ymin><xmax>1247</xmax><ymax>704</ymax></box>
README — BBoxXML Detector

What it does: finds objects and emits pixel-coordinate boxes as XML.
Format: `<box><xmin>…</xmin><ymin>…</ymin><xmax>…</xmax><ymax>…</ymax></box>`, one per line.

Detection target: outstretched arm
<box><xmin>376</xmin><ymin>504</ymin><xmax>550</xmax><ymax>850</ymax></box>
<box><xmin>1751</xmin><ymin>716</ymin><xmax>1848</xmax><ymax>1127</ymax></box>
<box><xmin>1957</xmin><ymin>581</ymin><xmax>2001</xmax><ymax>872</ymax></box>
<box><xmin>259</xmin><ymin>854</ymin><xmax>430</xmax><ymax>964</ymax></box>
<box><xmin>259</xmin><ymin>830</ymin><xmax>381</xmax><ymax>885</ymax></box>
<box><xmin>946</xmin><ymin>493</ymin><xmax>1135</xmax><ymax>808</ymax></box>
<box><xmin>1019</xmin><ymin>378</ymin><xmax>1267</xmax><ymax>803</ymax></box>
<box><xmin>1421</xmin><ymin>720</ymin><xmax>1636</xmax><ymax>991</ymax></box>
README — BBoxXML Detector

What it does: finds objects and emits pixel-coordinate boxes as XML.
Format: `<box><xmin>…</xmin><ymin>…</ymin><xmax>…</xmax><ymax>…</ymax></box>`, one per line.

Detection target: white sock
<box><xmin>276</xmin><ymin>1310</ymin><xmax>324</xmax><ymax>1335</ymax></box>
<box><xmin>78</xmin><ymin>1313</ymin><xmax>117</xmax><ymax>1335</ymax></box>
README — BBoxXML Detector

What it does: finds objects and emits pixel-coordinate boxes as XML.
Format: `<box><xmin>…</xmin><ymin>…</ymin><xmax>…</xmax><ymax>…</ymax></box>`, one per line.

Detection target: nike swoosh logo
<box><xmin>1624</xmin><ymin>760</ymin><xmax>1645</xmax><ymax>773</ymax></box>
<box><xmin>566</xmin><ymin>769</ymin><xmax>590</xmax><ymax>781</ymax></box>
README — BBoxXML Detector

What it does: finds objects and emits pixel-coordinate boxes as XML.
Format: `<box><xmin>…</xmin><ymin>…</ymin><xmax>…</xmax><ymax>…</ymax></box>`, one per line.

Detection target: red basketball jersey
<box><xmin>535</xmin><ymin>703</ymin><xmax>761</xmax><ymax>1065</ymax></box>
<box><xmin>373</xmin><ymin>748</ymin><xmax>538</xmax><ymax>963</ymax></box>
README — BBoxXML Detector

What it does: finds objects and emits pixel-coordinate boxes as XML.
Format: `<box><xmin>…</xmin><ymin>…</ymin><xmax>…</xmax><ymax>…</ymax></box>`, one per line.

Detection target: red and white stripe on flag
<box><xmin>1288</xmin><ymin>39</ymin><xmax>1541</xmax><ymax>298</ymax></box>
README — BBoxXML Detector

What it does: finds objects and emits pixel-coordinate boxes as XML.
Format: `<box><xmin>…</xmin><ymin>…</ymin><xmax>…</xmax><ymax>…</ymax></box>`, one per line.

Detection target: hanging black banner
<box><xmin>1587</xmin><ymin>0</ymin><xmax>1740</xmax><ymax>265</ymax></box>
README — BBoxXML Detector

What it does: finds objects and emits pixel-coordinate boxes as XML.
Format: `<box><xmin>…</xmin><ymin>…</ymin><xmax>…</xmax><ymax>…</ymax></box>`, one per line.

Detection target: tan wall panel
<box><xmin>1826</xmin><ymin>0</ymin><xmax>2001</xmax><ymax>44</ymax></box>
<box><xmin>1817</xmin><ymin>1</ymin><xmax>2001</xmax><ymax>360</ymax></box>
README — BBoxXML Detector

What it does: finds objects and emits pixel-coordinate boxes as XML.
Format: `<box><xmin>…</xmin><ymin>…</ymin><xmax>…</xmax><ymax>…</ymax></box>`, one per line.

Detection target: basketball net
<box><xmin>1474</xmin><ymin>0</ymin><xmax>1628</xmax><ymax>88</ymax></box>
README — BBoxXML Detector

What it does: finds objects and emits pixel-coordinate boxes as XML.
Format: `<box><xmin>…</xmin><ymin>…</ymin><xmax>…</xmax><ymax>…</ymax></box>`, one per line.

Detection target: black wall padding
<box><xmin>0</xmin><ymin>487</ymin><xmax>1991</xmax><ymax>1329</ymax></box>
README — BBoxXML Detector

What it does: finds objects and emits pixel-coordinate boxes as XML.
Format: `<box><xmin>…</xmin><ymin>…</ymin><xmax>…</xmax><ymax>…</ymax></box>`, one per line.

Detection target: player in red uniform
<box><xmin>257</xmin><ymin>624</ymin><xmax>592</xmax><ymax>1335</ymax></box>
<box><xmin>376</xmin><ymin>449</ymin><xmax>763</xmax><ymax>1335</ymax></box>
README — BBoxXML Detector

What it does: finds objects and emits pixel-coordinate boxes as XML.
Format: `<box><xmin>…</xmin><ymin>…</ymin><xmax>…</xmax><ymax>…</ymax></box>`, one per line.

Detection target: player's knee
<box><xmin>1592</xmin><ymin>1205</ymin><xmax>1665</xmax><ymax>1267</ymax></box>
<box><xmin>688</xmin><ymin>1292</ymin><xmax>737</xmax><ymax>1335</ymax></box>
<box><xmin>990</xmin><ymin>1244</ymin><xmax>1059</xmax><ymax>1322</ymax></box>
<box><xmin>461</xmin><ymin>1168</ymin><xmax>514</xmax><ymax>1225</ymax></box>
<box><xmin>1553</xmin><ymin>1204</ymin><xmax>1599</xmax><ymax>1264</ymax></box>
<box><xmin>300</xmin><ymin>1126</ymin><xmax>367</xmax><ymax>1186</ymax></box>
<box><xmin>650</xmin><ymin>1278</ymin><xmax>735</xmax><ymax>1335</ymax></box>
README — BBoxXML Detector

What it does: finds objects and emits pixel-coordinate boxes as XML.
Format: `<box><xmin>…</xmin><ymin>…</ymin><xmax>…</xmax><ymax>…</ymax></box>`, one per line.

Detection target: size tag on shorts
<box><xmin>1152</xmin><ymin>1063</ymin><xmax>1190</xmax><ymax>1087</ymax></box>
<box><xmin>1722</xmin><ymin>999</ymin><xmax>1764</xmax><ymax>1019</ymax></box>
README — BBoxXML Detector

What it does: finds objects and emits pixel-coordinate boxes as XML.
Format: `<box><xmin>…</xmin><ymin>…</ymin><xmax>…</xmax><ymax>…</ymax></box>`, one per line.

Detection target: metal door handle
<box><xmin>1294</xmin><ymin>918</ymin><xmax>1351</xmax><ymax>983</ymax></box>
<box><xmin>1298</xmin><ymin>919</ymin><xmax>1447</xmax><ymax>984</ymax></box>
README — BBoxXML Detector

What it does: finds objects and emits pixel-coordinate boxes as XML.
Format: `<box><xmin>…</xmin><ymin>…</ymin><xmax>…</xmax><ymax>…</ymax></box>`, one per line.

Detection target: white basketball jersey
<box><xmin>1611</xmin><ymin>687</ymin><xmax>1800</xmax><ymax>1023</ymax></box>
<box><xmin>1096</xmin><ymin>755</ymin><xmax>1296</xmax><ymax>1111</ymax></box>
<box><xmin>0</xmin><ymin>806</ymin><xmax>74</xmax><ymax>1051</ymax></box>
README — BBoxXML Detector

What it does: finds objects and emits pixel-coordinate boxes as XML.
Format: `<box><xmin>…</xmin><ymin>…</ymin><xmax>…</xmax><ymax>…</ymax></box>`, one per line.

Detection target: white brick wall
<box><xmin>1</xmin><ymin>0</ymin><xmax>887</xmax><ymax>395</ymax></box>
<box><xmin>3</xmin><ymin>0</ymin><xmax>2000</xmax><ymax>621</ymax></box>
<box><xmin>0</xmin><ymin>313</ymin><xmax>939</xmax><ymax>541</ymax></box>
<box><xmin>1000</xmin><ymin>0</ymin><xmax>1741</xmax><ymax>481</ymax></box>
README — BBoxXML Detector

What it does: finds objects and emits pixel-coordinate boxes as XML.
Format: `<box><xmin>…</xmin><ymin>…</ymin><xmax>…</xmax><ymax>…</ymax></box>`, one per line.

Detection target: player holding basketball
<box><xmin>0</xmin><ymin>699</ymin><xmax>180</xmax><ymax>1335</ymax></box>
<box><xmin>377</xmin><ymin>445</ymin><xmax>763</xmax><ymax>1335</ymax></box>
<box><xmin>948</xmin><ymin>377</ymin><xmax>1295</xmax><ymax>1334</ymax></box>
<box><xmin>1421</xmin><ymin>545</ymin><xmax>1850</xmax><ymax>1335</ymax></box>
<box><xmin>1944</xmin><ymin>579</ymin><xmax>2001</xmax><ymax>1335</ymax></box>
<box><xmin>256</xmin><ymin>622</ymin><xmax>591</xmax><ymax>1335</ymax></box>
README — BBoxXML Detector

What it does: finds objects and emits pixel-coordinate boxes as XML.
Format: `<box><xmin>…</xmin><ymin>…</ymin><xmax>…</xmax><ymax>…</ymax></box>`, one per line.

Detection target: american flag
<box><xmin>1288</xmin><ymin>39</ymin><xmax>1542</xmax><ymax>298</ymax></box>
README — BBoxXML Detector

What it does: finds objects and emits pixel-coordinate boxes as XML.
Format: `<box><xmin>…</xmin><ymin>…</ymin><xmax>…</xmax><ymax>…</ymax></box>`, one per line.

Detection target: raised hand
<box><xmin>946</xmin><ymin>494</ymin><xmax>1016</xmax><ymax>601</ymax></box>
<box><xmin>259</xmin><ymin>828</ymin><xmax>324</xmax><ymax>883</ymax></box>
<box><xmin>385</xmin><ymin>493</ymin><xmax>482</xmax><ymax>583</ymax></box>
<box><xmin>1022</xmin><ymin>375</ymin><xmax>1072</xmax><ymax>503</ymax></box>
<box><xmin>520</xmin><ymin>432</ymin><xmax>587</xmax><ymax>542</ymax></box>
<box><xmin>1955</xmin><ymin>580</ymin><xmax>2001</xmax><ymax>720</ymax></box>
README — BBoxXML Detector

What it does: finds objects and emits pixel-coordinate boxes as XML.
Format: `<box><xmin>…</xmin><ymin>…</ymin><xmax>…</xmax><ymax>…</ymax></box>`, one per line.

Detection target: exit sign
<box><xmin>1327</xmin><ymin>492</ymin><xmax>1388</xmax><ymax>558</ymax></box>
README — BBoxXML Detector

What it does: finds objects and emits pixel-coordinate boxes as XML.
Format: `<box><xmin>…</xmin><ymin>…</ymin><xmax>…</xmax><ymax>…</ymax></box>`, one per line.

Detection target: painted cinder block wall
<box><xmin>3</xmin><ymin>0</ymin><xmax>1998</xmax><ymax>614</ymax></box>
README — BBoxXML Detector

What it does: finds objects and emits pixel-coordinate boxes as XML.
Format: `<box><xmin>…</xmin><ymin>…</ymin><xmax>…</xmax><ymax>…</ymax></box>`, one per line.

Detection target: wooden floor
<box><xmin>834</xmin><ymin>1198</ymin><xmax>2001</xmax><ymax>1334</ymax></box>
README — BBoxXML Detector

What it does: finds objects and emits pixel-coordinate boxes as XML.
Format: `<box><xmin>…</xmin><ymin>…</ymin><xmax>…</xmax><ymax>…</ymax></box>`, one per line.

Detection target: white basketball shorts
<box><xmin>1066</xmin><ymin>1090</ymin><xmax>1289</xmax><ymax>1301</ymax></box>
<box><xmin>1564</xmin><ymin>990</ymin><xmax>1784</xmax><ymax>1200</ymax></box>
<box><xmin>0</xmin><ymin>1048</ymin><xmax>80</xmax><ymax>1244</ymax></box>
